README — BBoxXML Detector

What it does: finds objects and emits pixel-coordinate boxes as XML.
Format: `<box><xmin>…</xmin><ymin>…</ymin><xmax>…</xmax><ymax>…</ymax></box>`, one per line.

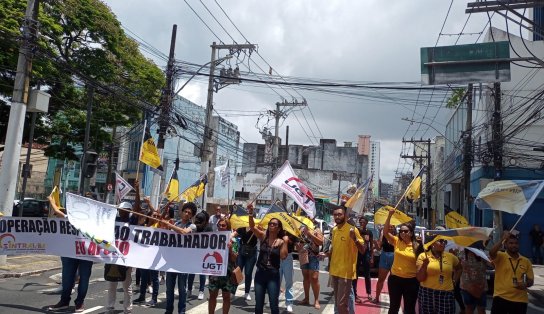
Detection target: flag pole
<box><xmin>135</xmin><ymin>119</ymin><xmax>147</xmax><ymax>182</ymax></box>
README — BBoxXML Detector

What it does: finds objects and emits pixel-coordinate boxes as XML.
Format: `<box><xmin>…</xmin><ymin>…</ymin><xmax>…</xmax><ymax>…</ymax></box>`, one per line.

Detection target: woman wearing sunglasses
<box><xmin>383</xmin><ymin>207</ymin><xmax>424</xmax><ymax>314</ymax></box>
<box><xmin>416</xmin><ymin>238</ymin><xmax>462</xmax><ymax>314</ymax></box>
<box><xmin>248</xmin><ymin>204</ymin><xmax>289</xmax><ymax>314</ymax></box>
<box><xmin>208</xmin><ymin>217</ymin><xmax>237</xmax><ymax>314</ymax></box>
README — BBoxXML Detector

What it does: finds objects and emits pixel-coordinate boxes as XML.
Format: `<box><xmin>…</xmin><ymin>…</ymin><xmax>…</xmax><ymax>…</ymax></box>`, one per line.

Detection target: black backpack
<box><xmin>104</xmin><ymin>264</ymin><xmax>128</xmax><ymax>282</ymax></box>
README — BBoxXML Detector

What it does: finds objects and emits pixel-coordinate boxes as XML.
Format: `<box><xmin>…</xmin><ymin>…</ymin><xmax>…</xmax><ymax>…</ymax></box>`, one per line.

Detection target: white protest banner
<box><xmin>66</xmin><ymin>193</ymin><xmax>120</xmax><ymax>254</ymax></box>
<box><xmin>115</xmin><ymin>172</ymin><xmax>134</xmax><ymax>202</ymax></box>
<box><xmin>0</xmin><ymin>217</ymin><xmax>230</xmax><ymax>276</ymax></box>
<box><xmin>269</xmin><ymin>160</ymin><xmax>317</xmax><ymax>218</ymax></box>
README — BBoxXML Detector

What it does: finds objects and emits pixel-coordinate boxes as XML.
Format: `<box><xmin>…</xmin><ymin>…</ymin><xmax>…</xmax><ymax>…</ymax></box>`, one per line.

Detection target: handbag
<box><xmin>104</xmin><ymin>264</ymin><xmax>128</xmax><ymax>282</ymax></box>
<box><xmin>231</xmin><ymin>266</ymin><xmax>244</xmax><ymax>285</ymax></box>
<box><xmin>240</xmin><ymin>244</ymin><xmax>257</xmax><ymax>257</ymax></box>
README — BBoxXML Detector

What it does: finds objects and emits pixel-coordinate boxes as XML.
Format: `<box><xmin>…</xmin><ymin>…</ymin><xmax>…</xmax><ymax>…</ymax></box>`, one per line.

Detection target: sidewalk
<box><xmin>528</xmin><ymin>264</ymin><xmax>544</xmax><ymax>304</ymax></box>
<box><xmin>0</xmin><ymin>255</ymin><xmax>62</xmax><ymax>278</ymax></box>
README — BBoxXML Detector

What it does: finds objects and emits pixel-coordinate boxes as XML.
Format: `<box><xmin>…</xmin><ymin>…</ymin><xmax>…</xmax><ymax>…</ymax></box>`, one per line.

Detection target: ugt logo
<box><xmin>202</xmin><ymin>251</ymin><xmax>223</xmax><ymax>274</ymax></box>
<box><xmin>284</xmin><ymin>177</ymin><xmax>315</xmax><ymax>205</ymax></box>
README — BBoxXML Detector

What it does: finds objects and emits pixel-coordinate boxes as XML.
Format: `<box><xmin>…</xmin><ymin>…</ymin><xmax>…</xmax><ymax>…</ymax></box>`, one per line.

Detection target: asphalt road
<box><xmin>0</xmin><ymin>258</ymin><xmax>543</xmax><ymax>314</ymax></box>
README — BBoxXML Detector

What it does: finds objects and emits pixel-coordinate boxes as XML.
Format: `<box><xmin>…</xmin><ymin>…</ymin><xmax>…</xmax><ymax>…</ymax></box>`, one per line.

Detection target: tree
<box><xmin>0</xmin><ymin>0</ymin><xmax>165</xmax><ymax>160</ymax></box>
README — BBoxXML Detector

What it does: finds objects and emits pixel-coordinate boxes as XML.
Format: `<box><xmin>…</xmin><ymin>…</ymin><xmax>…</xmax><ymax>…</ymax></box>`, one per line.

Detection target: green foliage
<box><xmin>446</xmin><ymin>88</ymin><xmax>466</xmax><ymax>109</ymax></box>
<box><xmin>0</xmin><ymin>0</ymin><xmax>165</xmax><ymax>160</ymax></box>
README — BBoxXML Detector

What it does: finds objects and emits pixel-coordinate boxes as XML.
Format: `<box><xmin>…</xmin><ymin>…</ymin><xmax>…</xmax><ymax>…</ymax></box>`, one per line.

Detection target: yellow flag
<box><xmin>345</xmin><ymin>188</ymin><xmax>364</xmax><ymax>208</ymax></box>
<box><xmin>445</xmin><ymin>209</ymin><xmax>469</xmax><ymax>229</ymax></box>
<box><xmin>374</xmin><ymin>206</ymin><xmax>413</xmax><ymax>225</ymax></box>
<box><xmin>181</xmin><ymin>175</ymin><xmax>207</xmax><ymax>202</ymax></box>
<box><xmin>164</xmin><ymin>171</ymin><xmax>180</xmax><ymax>201</ymax></box>
<box><xmin>139</xmin><ymin>127</ymin><xmax>163</xmax><ymax>171</ymax></box>
<box><xmin>259</xmin><ymin>205</ymin><xmax>301</xmax><ymax>237</ymax></box>
<box><xmin>230</xmin><ymin>205</ymin><xmax>261</xmax><ymax>230</ymax></box>
<box><xmin>49</xmin><ymin>186</ymin><xmax>62</xmax><ymax>209</ymax></box>
<box><xmin>406</xmin><ymin>176</ymin><xmax>422</xmax><ymax>203</ymax></box>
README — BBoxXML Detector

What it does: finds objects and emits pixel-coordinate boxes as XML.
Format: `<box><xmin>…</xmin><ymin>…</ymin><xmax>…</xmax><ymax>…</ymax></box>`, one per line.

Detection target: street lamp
<box><xmin>174</xmin><ymin>54</ymin><xmax>233</xmax><ymax>95</ymax></box>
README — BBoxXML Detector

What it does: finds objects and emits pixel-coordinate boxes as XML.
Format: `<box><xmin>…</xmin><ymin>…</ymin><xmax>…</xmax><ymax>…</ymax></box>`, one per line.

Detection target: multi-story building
<box><xmin>239</xmin><ymin>137</ymin><xmax>372</xmax><ymax>210</ymax></box>
<box><xmin>443</xmin><ymin>26</ymin><xmax>544</xmax><ymax>257</ymax></box>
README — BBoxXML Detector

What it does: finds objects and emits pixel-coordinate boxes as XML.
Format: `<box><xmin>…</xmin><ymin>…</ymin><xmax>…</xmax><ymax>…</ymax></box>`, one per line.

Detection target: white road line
<box><xmin>80</xmin><ymin>305</ymin><xmax>103</xmax><ymax>313</ymax></box>
<box><xmin>322</xmin><ymin>301</ymin><xmax>335</xmax><ymax>314</ymax></box>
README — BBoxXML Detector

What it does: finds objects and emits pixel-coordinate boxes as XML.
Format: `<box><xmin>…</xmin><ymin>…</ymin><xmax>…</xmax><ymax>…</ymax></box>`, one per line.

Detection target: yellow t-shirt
<box><xmin>329</xmin><ymin>223</ymin><xmax>364</xmax><ymax>280</ymax></box>
<box><xmin>492</xmin><ymin>251</ymin><xmax>533</xmax><ymax>303</ymax></box>
<box><xmin>390</xmin><ymin>236</ymin><xmax>418</xmax><ymax>278</ymax></box>
<box><xmin>417</xmin><ymin>251</ymin><xmax>459</xmax><ymax>291</ymax></box>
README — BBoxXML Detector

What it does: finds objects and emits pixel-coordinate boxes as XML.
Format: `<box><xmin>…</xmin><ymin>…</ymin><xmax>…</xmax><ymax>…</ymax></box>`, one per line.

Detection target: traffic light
<box><xmin>84</xmin><ymin>150</ymin><xmax>98</xmax><ymax>178</ymax></box>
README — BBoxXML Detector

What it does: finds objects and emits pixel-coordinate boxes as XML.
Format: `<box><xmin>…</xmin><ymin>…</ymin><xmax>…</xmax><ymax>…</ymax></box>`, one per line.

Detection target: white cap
<box><xmin>118</xmin><ymin>202</ymin><xmax>132</xmax><ymax>209</ymax></box>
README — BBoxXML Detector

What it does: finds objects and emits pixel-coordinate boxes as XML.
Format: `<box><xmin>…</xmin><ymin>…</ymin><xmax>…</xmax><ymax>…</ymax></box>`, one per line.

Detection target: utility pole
<box><xmin>78</xmin><ymin>86</ymin><xmax>94</xmax><ymax>195</ymax></box>
<box><xmin>462</xmin><ymin>84</ymin><xmax>473</xmax><ymax>219</ymax></box>
<box><xmin>201</xmin><ymin>42</ymin><xmax>256</xmax><ymax>209</ymax></box>
<box><xmin>0</xmin><ymin>0</ymin><xmax>39</xmax><ymax>216</ymax></box>
<box><xmin>269</xmin><ymin>99</ymin><xmax>307</xmax><ymax>201</ymax></box>
<box><xmin>105</xmin><ymin>125</ymin><xmax>117</xmax><ymax>204</ymax></box>
<box><xmin>401</xmin><ymin>138</ymin><xmax>432</xmax><ymax>228</ymax></box>
<box><xmin>492</xmin><ymin>82</ymin><xmax>503</xmax><ymax>237</ymax></box>
<box><xmin>282</xmin><ymin>125</ymin><xmax>289</xmax><ymax>208</ymax></box>
<box><xmin>152</xmin><ymin>25</ymin><xmax>177</xmax><ymax>209</ymax></box>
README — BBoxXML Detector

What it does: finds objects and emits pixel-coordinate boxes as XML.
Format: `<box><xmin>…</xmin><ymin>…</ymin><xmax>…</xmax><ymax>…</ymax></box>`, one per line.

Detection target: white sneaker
<box><xmin>198</xmin><ymin>291</ymin><xmax>204</xmax><ymax>300</ymax></box>
<box><xmin>147</xmin><ymin>286</ymin><xmax>152</xmax><ymax>294</ymax></box>
<box><xmin>245</xmin><ymin>293</ymin><xmax>252</xmax><ymax>301</ymax></box>
<box><xmin>287</xmin><ymin>304</ymin><xmax>293</xmax><ymax>312</ymax></box>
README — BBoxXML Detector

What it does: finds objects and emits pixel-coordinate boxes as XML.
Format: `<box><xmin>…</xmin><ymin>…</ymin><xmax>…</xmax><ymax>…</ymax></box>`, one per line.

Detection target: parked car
<box><xmin>12</xmin><ymin>198</ymin><xmax>49</xmax><ymax>217</ymax></box>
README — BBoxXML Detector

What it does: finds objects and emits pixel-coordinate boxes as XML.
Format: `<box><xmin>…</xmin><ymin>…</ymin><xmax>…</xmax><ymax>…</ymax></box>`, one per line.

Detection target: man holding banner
<box><xmin>489</xmin><ymin>231</ymin><xmax>534</xmax><ymax>314</ymax></box>
<box><xmin>47</xmin><ymin>193</ymin><xmax>94</xmax><ymax>313</ymax></box>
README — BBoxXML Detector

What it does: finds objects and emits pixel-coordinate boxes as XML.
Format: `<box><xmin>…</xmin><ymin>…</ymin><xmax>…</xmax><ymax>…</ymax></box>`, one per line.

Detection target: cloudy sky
<box><xmin>103</xmin><ymin>0</ymin><xmax>509</xmax><ymax>183</ymax></box>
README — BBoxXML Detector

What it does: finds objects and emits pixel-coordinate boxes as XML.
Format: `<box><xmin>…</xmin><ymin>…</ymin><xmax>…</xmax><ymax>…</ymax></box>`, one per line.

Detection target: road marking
<box><xmin>80</xmin><ymin>305</ymin><xmax>103</xmax><ymax>313</ymax></box>
<box><xmin>279</xmin><ymin>281</ymin><xmax>304</xmax><ymax>309</ymax></box>
<box><xmin>323</xmin><ymin>301</ymin><xmax>335</xmax><ymax>314</ymax></box>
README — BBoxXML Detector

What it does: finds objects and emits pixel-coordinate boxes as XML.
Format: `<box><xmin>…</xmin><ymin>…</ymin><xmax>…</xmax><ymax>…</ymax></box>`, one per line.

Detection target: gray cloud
<box><xmin>103</xmin><ymin>0</ymin><xmax>498</xmax><ymax>182</ymax></box>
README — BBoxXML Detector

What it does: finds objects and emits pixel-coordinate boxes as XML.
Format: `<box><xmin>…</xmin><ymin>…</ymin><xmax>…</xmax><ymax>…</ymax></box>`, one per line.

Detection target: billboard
<box><xmin>421</xmin><ymin>41</ymin><xmax>510</xmax><ymax>85</ymax></box>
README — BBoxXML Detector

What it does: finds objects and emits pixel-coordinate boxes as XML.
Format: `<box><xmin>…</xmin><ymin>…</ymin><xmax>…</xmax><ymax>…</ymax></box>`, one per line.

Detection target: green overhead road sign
<box><xmin>421</xmin><ymin>41</ymin><xmax>511</xmax><ymax>85</ymax></box>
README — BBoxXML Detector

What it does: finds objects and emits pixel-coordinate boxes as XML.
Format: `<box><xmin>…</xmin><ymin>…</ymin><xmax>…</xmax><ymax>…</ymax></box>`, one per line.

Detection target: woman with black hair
<box><xmin>248</xmin><ymin>204</ymin><xmax>288</xmax><ymax>314</ymax></box>
<box><xmin>416</xmin><ymin>239</ymin><xmax>462</xmax><ymax>314</ymax></box>
<box><xmin>383</xmin><ymin>207</ymin><xmax>424</xmax><ymax>314</ymax></box>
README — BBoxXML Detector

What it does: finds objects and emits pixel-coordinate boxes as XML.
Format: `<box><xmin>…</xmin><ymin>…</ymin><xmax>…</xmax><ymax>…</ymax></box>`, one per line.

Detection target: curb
<box><xmin>0</xmin><ymin>266</ymin><xmax>62</xmax><ymax>279</ymax></box>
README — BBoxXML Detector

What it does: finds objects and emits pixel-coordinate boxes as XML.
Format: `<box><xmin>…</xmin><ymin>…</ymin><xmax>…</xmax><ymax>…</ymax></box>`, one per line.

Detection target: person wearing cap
<box><xmin>105</xmin><ymin>201</ymin><xmax>137</xmax><ymax>314</ymax></box>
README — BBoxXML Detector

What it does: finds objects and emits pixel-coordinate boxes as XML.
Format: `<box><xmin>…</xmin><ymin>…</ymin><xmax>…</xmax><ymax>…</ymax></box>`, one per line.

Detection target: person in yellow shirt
<box><xmin>329</xmin><ymin>206</ymin><xmax>366</xmax><ymax>314</ymax></box>
<box><xmin>383</xmin><ymin>207</ymin><xmax>423</xmax><ymax>314</ymax></box>
<box><xmin>489</xmin><ymin>231</ymin><xmax>534</xmax><ymax>314</ymax></box>
<box><xmin>416</xmin><ymin>239</ymin><xmax>461</xmax><ymax>314</ymax></box>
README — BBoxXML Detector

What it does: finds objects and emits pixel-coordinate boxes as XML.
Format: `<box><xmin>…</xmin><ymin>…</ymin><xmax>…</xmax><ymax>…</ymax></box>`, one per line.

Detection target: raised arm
<box><xmin>47</xmin><ymin>195</ymin><xmax>65</xmax><ymax>218</ymax></box>
<box><xmin>416</xmin><ymin>252</ymin><xmax>429</xmax><ymax>282</ymax></box>
<box><xmin>490</xmin><ymin>231</ymin><xmax>509</xmax><ymax>260</ymax></box>
<box><xmin>247</xmin><ymin>204</ymin><xmax>265</xmax><ymax>240</ymax></box>
<box><xmin>383</xmin><ymin>207</ymin><xmax>396</xmax><ymax>243</ymax></box>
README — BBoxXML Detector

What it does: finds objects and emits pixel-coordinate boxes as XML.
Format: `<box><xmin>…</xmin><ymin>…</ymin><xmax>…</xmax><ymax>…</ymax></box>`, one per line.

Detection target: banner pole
<box><xmin>135</xmin><ymin>120</ymin><xmax>147</xmax><ymax>182</ymax></box>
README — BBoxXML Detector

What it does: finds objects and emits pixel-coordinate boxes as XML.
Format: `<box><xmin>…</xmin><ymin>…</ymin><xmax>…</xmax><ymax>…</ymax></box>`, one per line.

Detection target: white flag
<box><xmin>214</xmin><ymin>161</ymin><xmax>230</xmax><ymax>187</ymax></box>
<box><xmin>269</xmin><ymin>160</ymin><xmax>317</xmax><ymax>218</ymax></box>
<box><xmin>66</xmin><ymin>193</ymin><xmax>121</xmax><ymax>255</ymax></box>
<box><xmin>115</xmin><ymin>172</ymin><xmax>133</xmax><ymax>203</ymax></box>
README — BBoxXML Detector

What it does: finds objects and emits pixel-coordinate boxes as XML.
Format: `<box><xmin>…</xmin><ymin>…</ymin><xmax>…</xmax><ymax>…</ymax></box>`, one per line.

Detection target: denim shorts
<box><xmin>461</xmin><ymin>289</ymin><xmax>487</xmax><ymax>307</ymax></box>
<box><xmin>379</xmin><ymin>252</ymin><xmax>394</xmax><ymax>270</ymax></box>
<box><xmin>301</xmin><ymin>255</ymin><xmax>320</xmax><ymax>271</ymax></box>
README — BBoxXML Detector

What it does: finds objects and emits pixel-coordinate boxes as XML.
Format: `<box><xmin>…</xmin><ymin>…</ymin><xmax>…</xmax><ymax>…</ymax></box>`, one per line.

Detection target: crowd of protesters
<box><xmin>42</xmin><ymin>189</ymin><xmax>536</xmax><ymax>314</ymax></box>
